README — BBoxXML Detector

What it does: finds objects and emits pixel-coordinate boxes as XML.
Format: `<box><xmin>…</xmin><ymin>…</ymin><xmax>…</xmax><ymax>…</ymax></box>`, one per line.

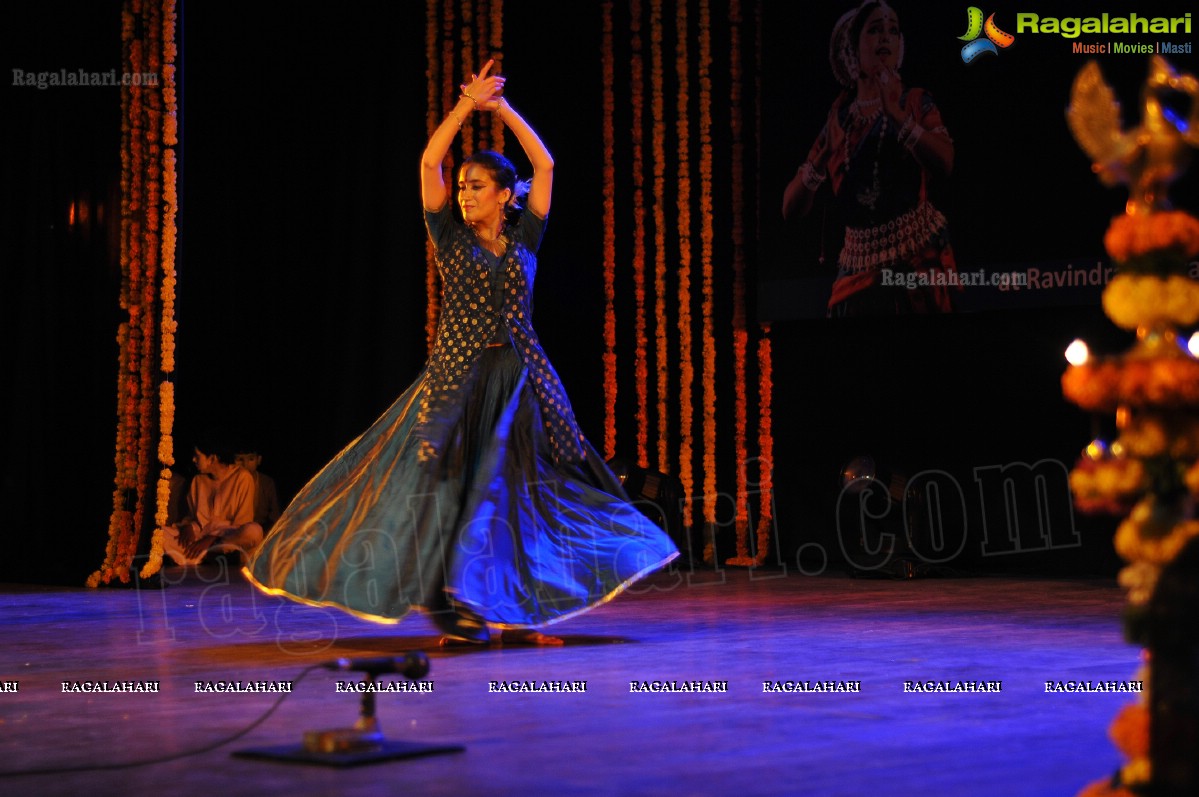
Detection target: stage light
<box><xmin>1188</xmin><ymin>331</ymin><xmax>1199</xmax><ymax>357</ymax></box>
<box><xmin>1083</xmin><ymin>439</ymin><xmax>1109</xmax><ymax>461</ymax></box>
<box><xmin>1065</xmin><ymin>339</ymin><xmax>1090</xmax><ymax>366</ymax></box>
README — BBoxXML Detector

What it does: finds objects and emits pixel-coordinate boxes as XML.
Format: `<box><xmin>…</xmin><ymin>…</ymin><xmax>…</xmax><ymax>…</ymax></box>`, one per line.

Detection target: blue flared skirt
<box><xmin>245</xmin><ymin>345</ymin><xmax>678</xmax><ymax>628</ymax></box>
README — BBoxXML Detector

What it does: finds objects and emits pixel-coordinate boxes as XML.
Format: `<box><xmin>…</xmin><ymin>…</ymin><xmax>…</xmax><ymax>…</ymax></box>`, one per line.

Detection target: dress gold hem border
<box><xmin>240</xmin><ymin>548</ymin><xmax>680</xmax><ymax>630</ymax></box>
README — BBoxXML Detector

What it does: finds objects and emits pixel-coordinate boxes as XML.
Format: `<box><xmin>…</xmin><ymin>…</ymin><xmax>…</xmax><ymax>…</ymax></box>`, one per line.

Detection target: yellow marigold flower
<box><xmin>1116</xmin><ymin>514</ymin><xmax>1199</xmax><ymax>564</ymax></box>
<box><xmin>1109</xmin><ymin>702</ymin><xmax>1150</xmax><ymax>759</ymax></box>
<box><xmin>1103</xmin><ymin>275</ymin><xmax>1199</xmax><ymax>331</ymax></box>
<box><xmin>1120</xmin><ymin>757</ymin><xmax>1151</xmax><ymax>787</ymax></box>
<box><xmin>1105</xmin><ymin>210</ymin><xmax>1199</xmax><ymax>262</ymax></box>
<box><xmin>1118</xmin><ymin>416</ymin><xmax>1169</xmax><ymax>458</ymax></box>
<box><xmin>1186</xmin><ymin>460</ymin><xmax>1199</xmax><ymax>495</ymax></box>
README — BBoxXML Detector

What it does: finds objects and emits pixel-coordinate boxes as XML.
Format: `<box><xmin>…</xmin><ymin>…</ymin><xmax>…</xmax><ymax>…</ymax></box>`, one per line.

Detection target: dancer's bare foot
<box><xmin>499</xmin><ymin>629</ymin><xmax>564</xmax><ymax>646</ymax></box>
<box><xmin>438</xmin><ymin>633</ymin><xmax>489</xmax><ymax>648</ymax></box>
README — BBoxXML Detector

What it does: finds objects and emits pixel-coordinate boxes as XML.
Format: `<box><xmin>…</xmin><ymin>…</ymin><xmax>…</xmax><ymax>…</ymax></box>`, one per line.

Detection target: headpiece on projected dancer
<box><xmin>830</xmin><ymin>0</ymin><xmax>904</xmax><ymax>88</ymax></box>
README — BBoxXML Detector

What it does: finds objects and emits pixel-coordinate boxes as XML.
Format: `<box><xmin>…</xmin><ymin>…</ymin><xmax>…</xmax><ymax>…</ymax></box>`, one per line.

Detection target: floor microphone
<box><xmin>322</xmin><ymin>651</ymin><xmax>430</xmax><ymax>679</ymax></box>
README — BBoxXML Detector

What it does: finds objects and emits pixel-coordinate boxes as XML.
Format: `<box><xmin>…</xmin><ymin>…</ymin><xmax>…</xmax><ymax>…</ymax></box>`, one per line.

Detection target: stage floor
<box><xmin>0</xmin><ymin>565</ymin><xmax>1136</xmax><ymax>796</ymax></box>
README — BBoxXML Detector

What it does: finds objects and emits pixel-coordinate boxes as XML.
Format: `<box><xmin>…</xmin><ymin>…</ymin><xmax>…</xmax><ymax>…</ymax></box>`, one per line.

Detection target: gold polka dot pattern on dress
<box><xmin>416</xmin><ymin>220</ymin><xmax>585</xmax><ymax>465</ymax></box>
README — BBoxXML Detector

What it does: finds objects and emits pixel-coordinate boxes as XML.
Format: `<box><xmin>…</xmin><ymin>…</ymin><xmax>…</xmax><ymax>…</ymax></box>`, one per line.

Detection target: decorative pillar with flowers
<box><xmin>89</xmin><ymin>0</ymin><xmax>180</xmax><ymax>587</ymax></box>
<box><xmin>1063</xmin><ymin>56</ymin><xmax>1199</xmax><ymax>797</ymax></box>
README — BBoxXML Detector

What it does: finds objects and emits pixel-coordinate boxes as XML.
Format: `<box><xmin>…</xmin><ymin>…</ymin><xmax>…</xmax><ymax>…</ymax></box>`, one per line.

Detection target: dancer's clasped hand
<box><xmin>460</xmin><ymin>59</ymin><xmax>505</xmax><ymax>111</ymax></box>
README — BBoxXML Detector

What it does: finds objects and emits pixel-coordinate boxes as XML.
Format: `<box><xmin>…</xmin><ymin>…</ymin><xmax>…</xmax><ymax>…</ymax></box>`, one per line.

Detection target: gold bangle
<box><xmin>450</xmin><ymin>111</ymin><xmax>464</xmax><ymax>129</ymax></box>
<box><xmin>460</xmin><ymin>91</ymin><xmax>478</xmax><ymax>107</ymax></box>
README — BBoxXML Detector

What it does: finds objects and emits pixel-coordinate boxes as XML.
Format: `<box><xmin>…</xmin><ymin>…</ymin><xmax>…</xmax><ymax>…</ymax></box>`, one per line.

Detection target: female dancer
<box><xmin>782</xmin><ymin>0</ymin><xmax>957</xmax><ymax>315</ymax></box>
<box><xmin>246</xmin><ymin>61</ymin><xmax>678</xmax><ymax>645</ymax></box>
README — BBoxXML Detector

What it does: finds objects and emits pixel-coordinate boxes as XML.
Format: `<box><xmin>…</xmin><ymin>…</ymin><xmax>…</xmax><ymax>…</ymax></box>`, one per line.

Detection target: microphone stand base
<box><xmin>233</xmin><ymin>734</ymin><xmax>465</xmax><ymax>767</ymax></box>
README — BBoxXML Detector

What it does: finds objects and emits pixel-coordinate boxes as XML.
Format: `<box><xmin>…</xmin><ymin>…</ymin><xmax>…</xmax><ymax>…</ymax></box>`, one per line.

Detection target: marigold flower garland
<box><xmin>1102</xmin><ymin>273</ymin><xmax>1199</xmax><ymax>332</ymax></box>
<box><xmin>460</xmin><ymin>3</ymin><xmax>476</xmax><ymax>151</ymax></box>
<box><xmin>697</xmin><ymin>0</ymin><xmax>717</xmax><ymax>531</ymax></box>
<box><xmin>755</xmin><ymin>323</ymin><xmax>774</xmax><ymax>561</ymax></box>
<box><xmin>488</xmin><ymin>0</ymin><xmax>504</xmax><ymax>151</ymax></box>
<box><xmin>135</xmin><ymin>0</ymin><xmax>162</xmax><ymax>580</ymax></box>
<box><xmin>425</xmin><ymin>0</ymin><xmax>441</xmax><ymax>143</ymax></box>
<box><xmin>1068</xmin><ymin>148</ymin><xmax>1199</xmax><ymax>792</ymax></box>
<box><xmin>91</xmin><ymin>0</ymin><xmax>177</xmax><ymax>587</ymax></box>
<box><xmin>601</xmin><ymin>0</ymin><xmax>619</xmax><ymax>461</ymax></box>
<box><xmin>144</xmin><ymin>2</ymin><xmax>180</xmax><ymax>578</ymax></box>
<box><xmin>1069</xmin><ymin>452</ymin><xmax>1145</xmax><ymax>516</ymax></box>
<box><xmin>630</xmin><ymin>0</ymin><xmax>650</xmax><ymax>468</ymax></box>
<box><xmin>650</xmin><ymin>0</ymin><xmax>670</xmax><ymax>476</ymax></box>
<box><xmin>675</xmin><ymin>0</ymin><xmax>695</xmax><ymax>533</ymax></box>
<box><xmin>724</xmin><ymin>0</ymin><xmax>753</xmax><ymax>565</ymax></box>
<box><xmin>473</xmin><ymin>0</ymin><xmax>489</xmax><ymax>149</ymax></box>
<box><xmin>425</xmin><ymin>0</ymin><xmax>442</xmax><ymax>351</ymax></box>
<box><xmin>1104</xmin><ymin>210</ymin><xmax>1199</xmax><ymax>269</ymax></box>
<box><xmin>612</xmin><ymin>0</ymin><xmax>772</xmax><ymax>560</ymax></box>
<box><xmin>427</xmin><ymin>0</ymin><xmax>459</xmax><ymax>350</ymax></box>
<box><xmin>752</xmin><ymin>0</ymin><xmax>773</xmax><ymax>564</ymax></box>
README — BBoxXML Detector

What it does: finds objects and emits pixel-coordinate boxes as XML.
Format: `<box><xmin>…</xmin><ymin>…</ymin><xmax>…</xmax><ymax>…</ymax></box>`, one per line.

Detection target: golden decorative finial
<box><xmin>1068</xmin><ymin>56</ymin><xmax>1199</xmax><ymax>216</ymax></box>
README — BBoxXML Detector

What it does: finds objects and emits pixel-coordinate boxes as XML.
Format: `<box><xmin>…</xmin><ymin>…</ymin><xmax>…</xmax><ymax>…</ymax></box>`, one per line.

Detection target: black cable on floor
<box><xmin>0</xmin><ymin>664</ymin><xmax>323</xmax><ymax>777</ymax></box>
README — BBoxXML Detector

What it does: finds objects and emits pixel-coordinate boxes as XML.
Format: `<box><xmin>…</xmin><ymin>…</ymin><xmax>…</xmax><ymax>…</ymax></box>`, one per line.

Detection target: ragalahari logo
<box><xmin>959</xmin><ymin>7</ymin><xmax>1016</xmax><ymax>62</ymax></box>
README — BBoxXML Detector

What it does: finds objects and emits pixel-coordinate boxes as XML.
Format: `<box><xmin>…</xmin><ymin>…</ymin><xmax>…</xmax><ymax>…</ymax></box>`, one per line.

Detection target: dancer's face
<box><xmin>857</xmin><ymin>7</ymin><xmax>901</xmax><ymax>78</ymax></box>
<box><xmin>457</xmin><ymin>164</ymin><xmax>511</xmax><ymax>228</ymax></box>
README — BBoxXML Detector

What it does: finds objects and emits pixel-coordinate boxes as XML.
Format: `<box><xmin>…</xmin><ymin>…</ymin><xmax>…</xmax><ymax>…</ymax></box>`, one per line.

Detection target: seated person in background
<box><xmin>165</xmin><ymin>469</ymin><xmax>189</xmax><ymax>526</ymax></box>
<box><xmin>234</xmin><ymin>447</ymin><xmax>281</xmax><ymax>531</ymax></box>
<box><xmin>162</xmin><ymin>434</ymin><xmax>264</xmax><ymax>566</ymax></box>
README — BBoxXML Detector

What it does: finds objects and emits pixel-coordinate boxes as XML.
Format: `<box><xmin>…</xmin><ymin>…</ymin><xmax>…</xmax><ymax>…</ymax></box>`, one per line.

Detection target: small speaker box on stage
<box><xmin>608</xmin><ymin>457</ymin><xmax>685</xmax><ymax>545</ymax></box>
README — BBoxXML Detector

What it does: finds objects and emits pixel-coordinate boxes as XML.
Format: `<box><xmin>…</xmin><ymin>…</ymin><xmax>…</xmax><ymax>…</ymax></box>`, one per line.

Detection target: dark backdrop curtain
<box><xmin>1</xmin><ymin>0</ymin><xmax>611</xmax><ymax>585</ymax></box>
<box><xmin>2</xmin><ymin>2</ymin><xmax>125</xmax><ymax>583</ymax></box>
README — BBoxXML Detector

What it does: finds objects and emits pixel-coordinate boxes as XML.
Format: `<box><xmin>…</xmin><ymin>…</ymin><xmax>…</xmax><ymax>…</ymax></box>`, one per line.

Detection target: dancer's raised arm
<box><xmin>494</xmin><ymin>97</ymin><xmax>554</xmax><ymax>218</ymax></box>
<box><xmin>421</xmin><ymin>59</ymin><xmax>506</xmax><ymax>211</ymax></box>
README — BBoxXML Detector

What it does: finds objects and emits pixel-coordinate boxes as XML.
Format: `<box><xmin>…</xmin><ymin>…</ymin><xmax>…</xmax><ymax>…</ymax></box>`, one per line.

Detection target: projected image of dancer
<box><xmin>246</xmin><ymin>59</ymin><xmax>678</xmax><ymax>646</ymax></box>
<box><xmin>782</xmin><ymin>0</ymin><xmax>958</xmax><ymax>316</ymax></box>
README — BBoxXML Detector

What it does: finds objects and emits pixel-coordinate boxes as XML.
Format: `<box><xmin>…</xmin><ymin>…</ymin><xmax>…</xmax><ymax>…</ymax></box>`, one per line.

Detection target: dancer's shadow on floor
<box><xmin>365</xmin><ymin>634</ymin><xmax>637</xmax><ymax>657</ymax></box>
<box><xmin>189</xmin><ymin>634</ymin><xmax>636</xmax><ymax>668</ymax></box>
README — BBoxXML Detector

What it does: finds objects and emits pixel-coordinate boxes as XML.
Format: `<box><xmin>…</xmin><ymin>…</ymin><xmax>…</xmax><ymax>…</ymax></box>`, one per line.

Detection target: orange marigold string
<box><xmin>489</xmin><ymin>0</ymin><xmax>504</xmax><ymax>152</ymax></box>
<box><xmin>425</xmin><ymin>0</ymin><xmax>441</xmax><ymax>144</ymax></box>
<box><xmin>431</xmin><ymin>0</ymin><xmax>457</xmax><ymax>352</ymax></box>
<box><xmin>98</xmin><ymin>5</ymin><xmax>137</xmax><ymax>590</ymax></box>
<box><xmin>475</xmin><ymin>0</ymin><xmax>489</xmax><ymax>150</ymax></box>
<box><xmin>135</xmin><ymin>0</ymin><xmax>162</xmax><ymax>571</ymax></box>
<box><xmin>425</xmin><ymin>0</ymin><xmax>442</xmax><ymax>352</ymax></box>
<box><xmin>601</xmin><ymin>1</ymin><xmax>618</xmax><ymax>460</ymax></box>
<box><xmin>650</xmin><ymin>0</ymin><xmax>670</xmax><ymax>475</ymax></box>
<box><xmin>756</xmin><ymin>323</ymin><xmax>775</xmax><ymax>564</ymax></box>
<box><xmin>120</xmin><ymin>8</ymin><xmax>146</xmax><ymax>584</ymax></box>
<box><xmin>630</xmin><ymin>0</ymin><xmax>649</xmax><ymax>468</ymax></box>
<box><xmin>135</xmin><ymin>23</ymin><xmax>153</xmax><ymax>571</ymax></box>
<box><xmin>144</xmin><ymin>0</ymin><xmax>179</xmax><ymax>579</ymax></box>
<box><xmin>675</xmin><ymin>0</ymin><xmax>695</xmax><ymax>532</ymax></box>
<box><xmin>93</xmin><ymin>0</ymin><xmax>176</xmax><ymax>586</ymax></box>
<box><xmin>725</xmin><ymin>0</ymin><xmax>752</xmax><ymax>564</ymax></box>
<box><xmin>751</xmin><ymin>0</ymin><xmax>772</xmax><ymax>565</ymax></box>
<box><xmin>698</xmin><ymin>0</ymin><xmax>717</xmax><ymax>528</ymax></box>
<box><xmin>460</xmin><ymin>1</ymin><xmax>475</xmax><ymax>152</ymax></box>
<box><xmin>441</xmin><ymin>0</ymin><xmax>455</xmax><ymax>135</ymax></box>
